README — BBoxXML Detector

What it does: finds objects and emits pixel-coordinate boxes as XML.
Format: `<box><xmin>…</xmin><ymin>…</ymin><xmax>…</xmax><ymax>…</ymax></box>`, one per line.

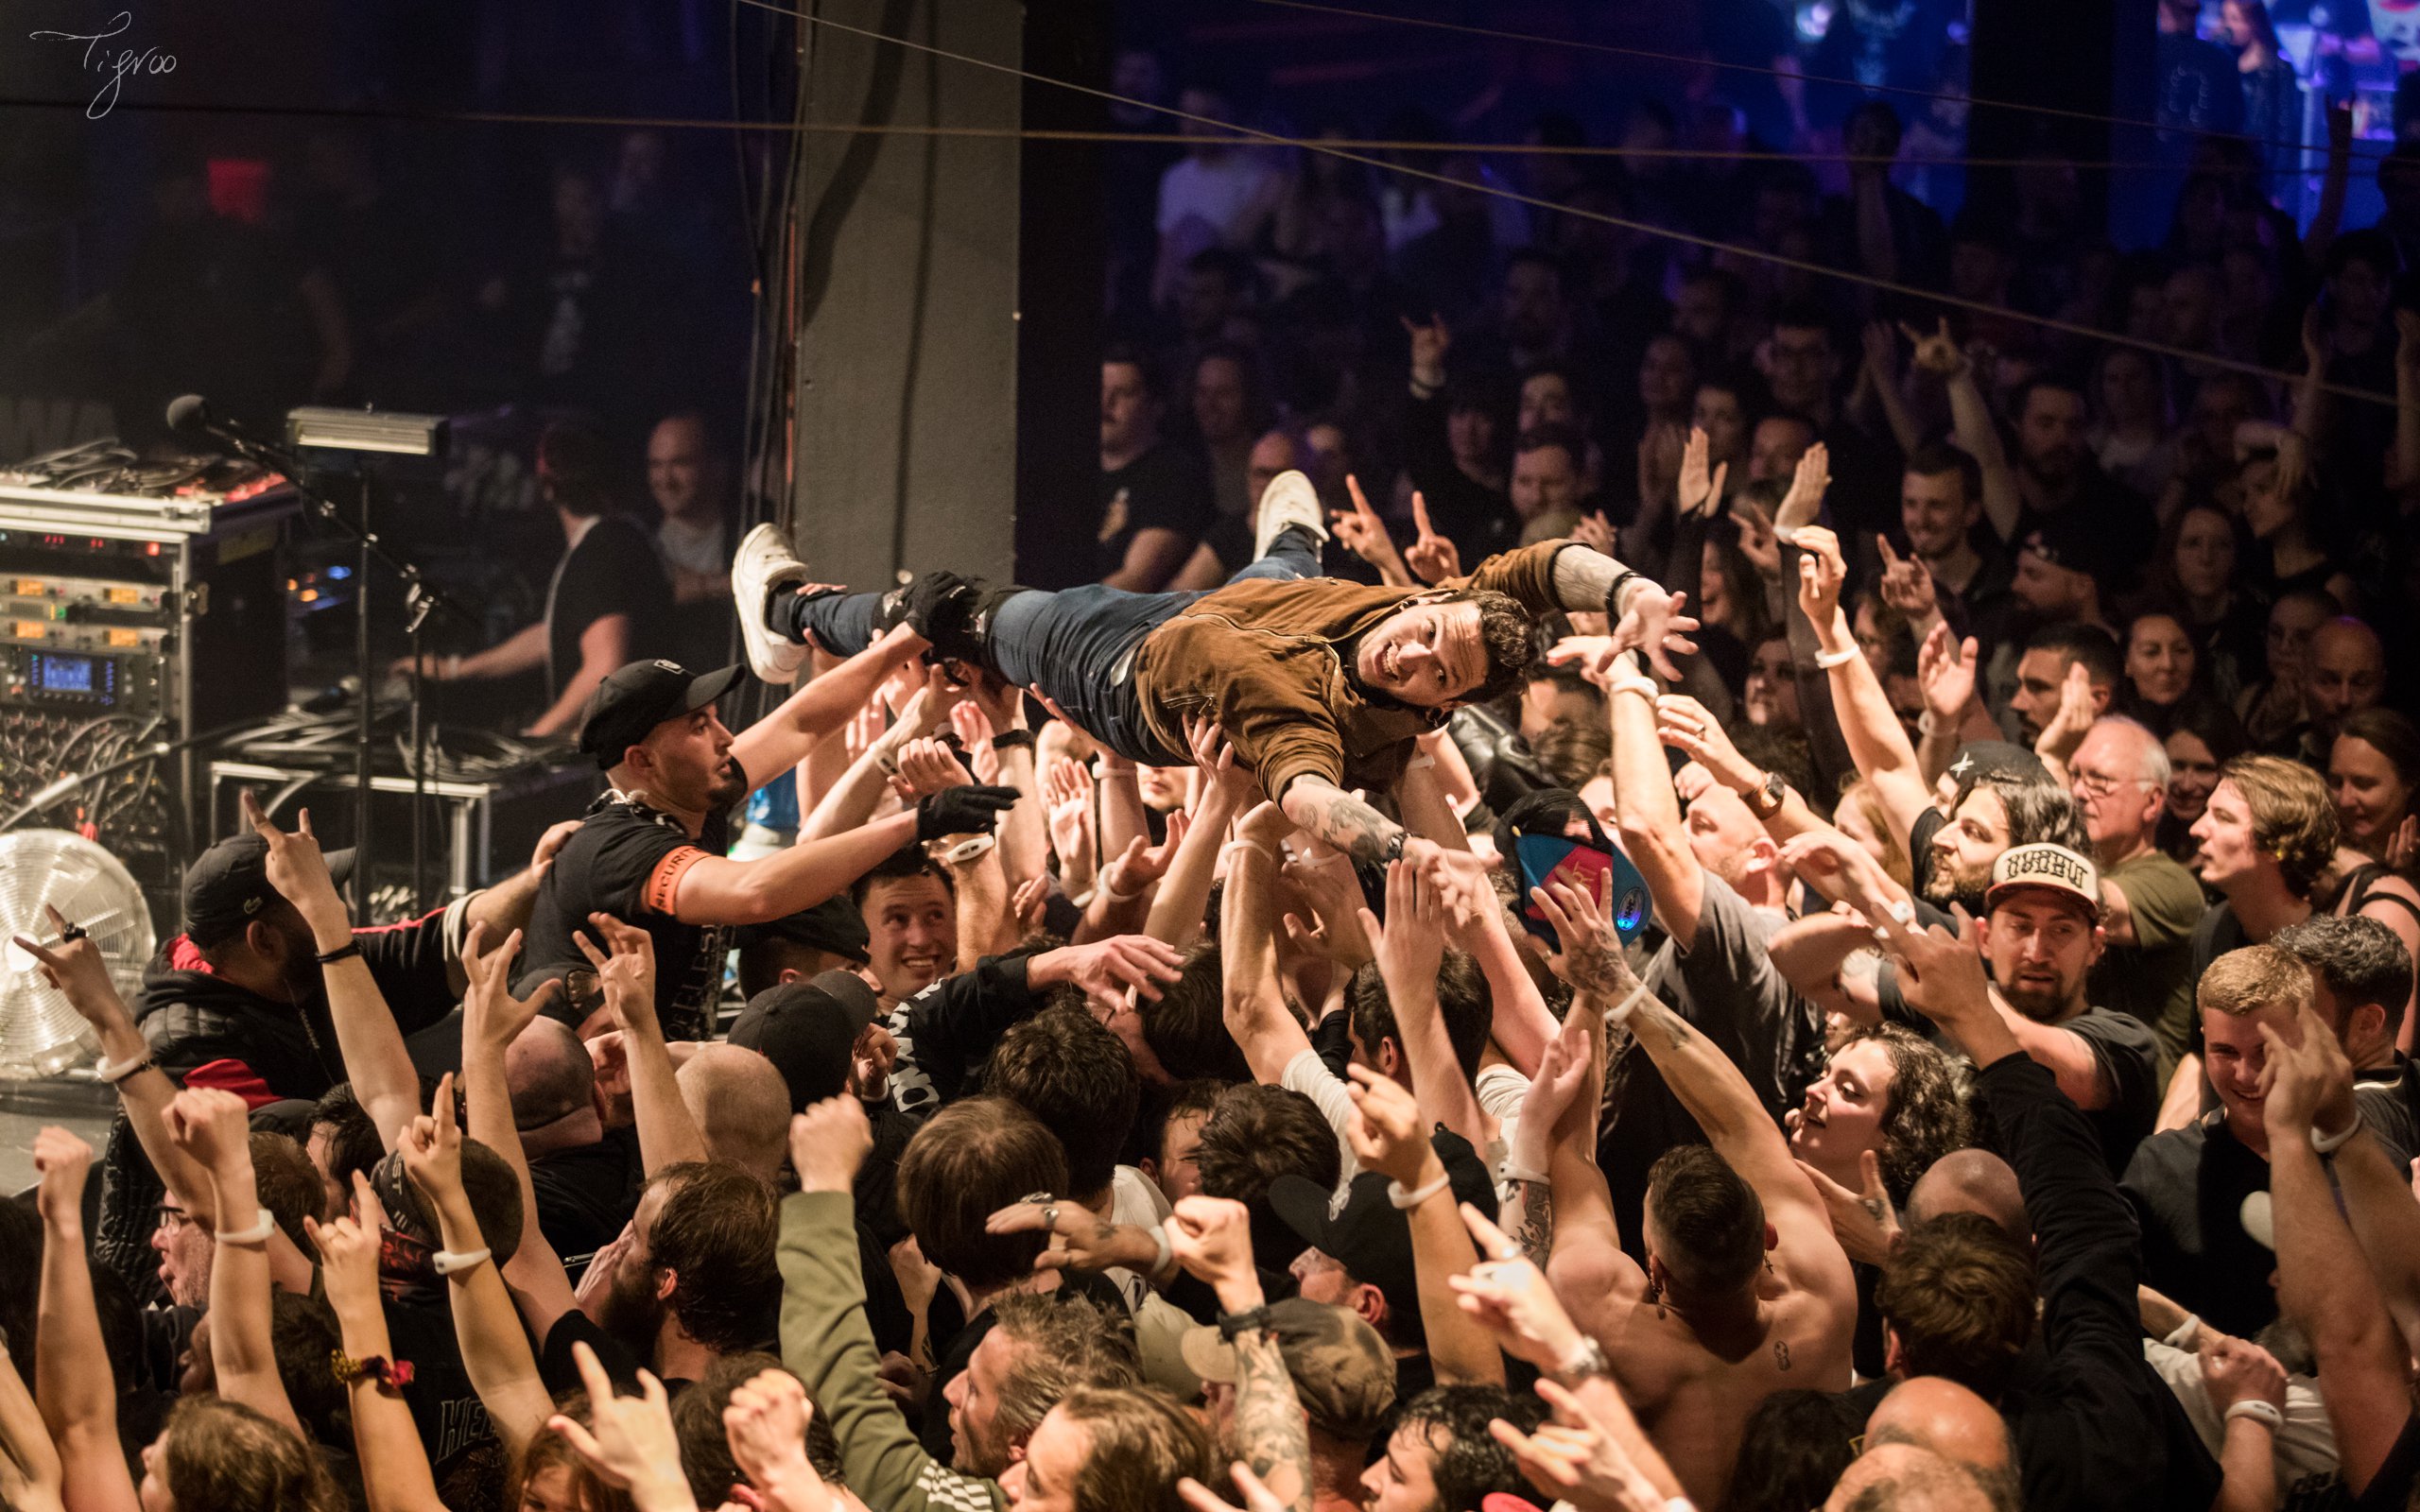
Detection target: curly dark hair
<box><xmin>1835</xmin><ymin>1024</ymin><xmax>1973</xmax><ymax>1203</ymax></box>
<box><xmin>985</xmin><ymin>1005</ymin><xmax>1143</xmax><ymax>1200</ymax></box>
<box><xmin>1443</xmin><ymin>589</ymin><xmax>1539</xmax><ymax>705</ymax></box>
<box><xmin>1394</xmin><ymin>1385</ymin><xmax>1549</xmax><ymax>1511</ymax></box>
<box><xmin>1194</xmin><ymin>1085</ymin><xmax>1341</xmax><ymax>1203</ymax></box>
<box><xmin>1138</xmin><ymin>943</ymin><xmax>1253</xmax><ymax>1084</ymax></box>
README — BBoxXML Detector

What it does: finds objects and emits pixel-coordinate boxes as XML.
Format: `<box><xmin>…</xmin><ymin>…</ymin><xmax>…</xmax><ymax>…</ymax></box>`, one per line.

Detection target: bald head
<box><xmin>1824</xmin><ymin>1443</ymin><xmax>1997</xmax><ymax>1512</ymax></box>
<box><xmin>505</xmin><ymin>1018</ymin><xmax>601</xmax><ymax>1153</ymax></box>
<box><xmin>2307</xmin><ymin>618</ymin><xmax>2386</xmax><ymax>730</ymax></box>
<box><xmin>1870</xmin><ymin>1377</ymin><xmax>2014</xmax><ymax>1473</ymax></box>
<box><xmin>1908</xmin><ymin>1150</ymin><xmax>2029</xmax><ymax>1242</ymax></box>
<box><xmin>677</xmin><ymin>1044</ymin><xmax>793</xmax><ymax>1185</ymax></box>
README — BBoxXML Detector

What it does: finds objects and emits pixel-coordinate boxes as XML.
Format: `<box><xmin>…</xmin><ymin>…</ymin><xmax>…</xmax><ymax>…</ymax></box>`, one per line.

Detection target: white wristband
<box><xmin>216</xmin><ymin>1209</ymin><xmax>276</xmax><ymax>1246</ymax></box>
<box><xmin>1610</xmin><ymin>677</ymin><xmax>1659</xmax><ymax>701</ymax></box>
<box><xmin>1406</xmin><ymin>755</ymin><xmax>1437</xmax><ymax>771</ymax></box>
<box><xmin>1607</xmin><ymin>980</ymin><xmax>1654</xmax><ymax>1024</ymax></box>
<box><xmin>1814</xmin><ymin>645</ymin><xmax>1859</xmax><ymax>668</ymax></box>
<box><xmin>95</xmin><ymin>1050</ymin><xmax>152</xmax><ymax>1085</ymax></box>
<box><xmin>2224</xmin><ymin>1400</ymin><xmax>2283</xmax><ymax>1432</ymax></box>
<box><xmin>1150</xmin><ymin>1224</ymin><xmax>1173</xmax><ymax>1279</ymax></box>
<box><xmin>434</xmin><ymin>1246</ymin><xmax>493</xmax><ymax>1277</ymax></box>
<box><xmin>1500</xmin><ymin>1160</ymin><xmax>1550</xmax><ymax>1186</ymax></box>
<box><xmin>1220</xmin><ymin>838</ymin><xmax>1275</xmax><ymax>866</ymax></box>
<box><xmin>2310</xmin><ymin>1117</ymin><xmax>2360</xmax><ymax>1155</ymax></box>
<box><xmin>1388</xmin><ymin>1171</ymin><xmax>1453</xmax><ymax>1210</ymax></box>
<box><xmin>2161</xmin><ymin>1313</ymin><xmax>2202</xmax><ymax>1349</ymax></box>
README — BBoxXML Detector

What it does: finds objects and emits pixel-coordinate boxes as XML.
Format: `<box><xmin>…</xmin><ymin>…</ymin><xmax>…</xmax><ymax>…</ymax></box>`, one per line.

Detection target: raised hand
<box><xmin>163</xmin><ymin>1086</ymin><xmax>253</xmax><ymax>1177</ymax></box>
<box><xmin>1915</xmin><ymin>621</ymin><xmax>1979</xmax><ymax>724</ymax></box>
<box><xmin>915</xmin><ymin>784</ymin><xmax>1018</xmax><ymax>842</ymax></box>
<box><xmin>850</xmin><ymin>1023</ymin><xmax>898</xmax><ymax>1102</ymax></box>
<box><xmin>10</xmin><ymin>902</ymin><xmax>131</xmax><ymax>1030</ymax></box>
<box><xmin>461</xmin><ymin>922</ymin><xmax>560</xmax><ymax>1055</ymax></box>
<box><xmin>1359</xmin><ymin>859</ymin><xmax>1448</xmax><ymax>989</ymax></box>
<box><xmin>32</xmin><ymin>1125</ymin><xmax>93</xmax><ymax>1234</ymax></box>
<box><xmin>240</xmin><ymin>789</ymin><xmax>345</xmax><ymax>926</ymax></box>
<box><xmin>1793</xmin><ymin>523</ymin><xmax>1848</xmax><ymax>630</ymax></box>
<box><xmin>1889</xmin><ymin>908</ymin><xmax>1993</xmax><ymax>1029</ymax></box>
<box><xmin>1791</xmin><ymin>1147</ymin><xmax>1901</xmax><ymax>1265</ymax></box>
<box><xmin>1101</xmin><ymin>812</ymin><xmax>1188</xmax><ymax>900</ymax></box>
<box><xmin>1331</xmin><ymin>475</ymin><xmax>1411</xmax><ymax>584</ymax></box>
<box><xmin>1010</xmin><ymin>873</ymin><xmax>1051</xmax><ymax>934</ymax></box>
<box><xmin>1403</xmin><ymin>492</ymin><xmax>1463</xmax><ymax>585</ymax></box>
<box><xmin>2199</xmin><ymin>1332</ymin><xmax>2289</xmax><ymax>1418</ymax></box>
<box><xmin>2257</xmin><ymin>998</ymin><xmax>2358</xmax><ymax>1140</ymax></box>
<box><xmin>1637</xmin><ymin>422</ymin><xmax>1685</xmax><ymax>504</ymax></box>
<box><xmin>1874</xmin><ymin>536</ymin><xmax>1939</xmax><ymax>621</ymax></box>
<box><xmin>1343</xmin><ymin>1062</ymin><xmax>1431</xmax><ymax>1187</ymax></box>
<box><xmin>1608</xmin><ymin>583</ymin><xmax>1700</xmax><ymax>684</ymax></box>
<box><xmin>1899</xmin><ymin>317</ymin><xmax>1968</xmax><ymax>379</ymax></box>
<box><xmin>1860</xmin><ymin>320</ymin><xmax>1900</xmax><ymax>384</ymax></box>
<box><xmin>399</xmin><ymin>1072</ymin><xmax>465</xmax><ymax>1203</ymax></box>
<box><xmin>890</xmin><ymin>737</ymin><xmax>971</xmax><ymax>800</ymax></box>
<box><xmin>986</xmin><ymin>1195</ymin><xmax>1150</xmax><ymax>1275</ymax></box>
<box><xmin>548</xmin><ymin>1341</ymin><xmax>693</xmax><ymax>1506</ymax></box>
<box><xmin>722</xmin><ymin>1368</ymin><xmax>825</xmax><ymax>1504</ymax></box>
<box><xmin>1775</xmin><ymin>440</ymin><xmax>1830</xmax><ymax>538</ymax></box>
<box><xmin>578</xmin><ymin>912</ymin><xmax>659</xmax><ymax>1034</ymax></box>
<box><xmin>1653</xmin><ymin>693</ymin><xmax>1759</xmax><ymax>793</ymax></box>
<box><xmin>1676</xmin><ymin>426</ymin><xmax>1728</xmax><ymax>519</ymax></box>
<box><xmin>1730</xmin><ymin>495</ymin><xmax>1781</xmax><ymax>581</ymax></box>
<box><xmin>1033</xmin><ymin>934</ymin><xmax>1186</xmax><ymax>1015</ymax></box>
<box><xmin>1165</xmin><ymin>1194</ymin><xmax>1260</xmax><ymax>1305</ymax></box>
<box><xmin>1044</xmin><ymin>757</ymin><xmax>1097</xmax><ymax>876</ymax></box>
<box><xmin>789</xmin><ymin>1095</ymin><xmax>873</xmax><ymax>1195</ymax></box>
<box><xmin>2034</xmin><ymin>662</ymin><xmax>2097</xmax><ymax>771</ymax></box>
<box><xmin>950</xmin><ymin>700</ymin><xmax>999</xmax><ymax>785</ymax></box>
<box><xmin>1490</xmin><ymin>1378</ymin><xmax>1667</xmax><ymax>1512</ymax></box>
<box><xmin>309</xmin><ymin>1177</ymin><xmax>389</xmax><ymax>1316</ymax></box>
<box><xmin>1570</xmin><ymin>509</ymin><xmax>1617</xmax><ymax>558</ymax></box>
<box><xmin>1280</xmin><ymin>844</ymin><xmax>1376</xmax><ymax>969</ymax></box>
<box><xmin>1447</xmin><ymin>1203</ymin><xmax>1585</xmax><ymax>1367</ymax></box>
<box><xmin>1530</xmin><ymin>870</ymin><xmax>1634</xmax><ymax>1002</ymax></box>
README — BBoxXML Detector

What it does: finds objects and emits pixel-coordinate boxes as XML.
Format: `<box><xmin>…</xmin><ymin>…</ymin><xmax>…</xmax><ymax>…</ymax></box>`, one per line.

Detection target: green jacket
<box><xmin>778</xmin><ymin>1191</ymin><xmax>1006</xmax><ymax>1512</ymax></box>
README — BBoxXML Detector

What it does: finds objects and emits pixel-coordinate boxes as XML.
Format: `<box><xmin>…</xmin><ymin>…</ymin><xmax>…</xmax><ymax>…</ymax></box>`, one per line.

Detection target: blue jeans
<box><xmin>772</xmin><ymin>527</ymin><xmax>1322</xmax><ymax>765</ymax></box>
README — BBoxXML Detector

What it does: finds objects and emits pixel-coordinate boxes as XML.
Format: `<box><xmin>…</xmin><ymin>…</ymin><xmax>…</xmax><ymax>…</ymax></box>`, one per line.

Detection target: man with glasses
<box><xmin>2069</xmin><ymin>717</ymin><xmax>2206</xmax><ymax>1079</ymax></box>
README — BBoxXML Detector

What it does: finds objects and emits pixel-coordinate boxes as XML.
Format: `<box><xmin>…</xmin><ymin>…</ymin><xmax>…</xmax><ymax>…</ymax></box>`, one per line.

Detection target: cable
<box><xmin>0</xmin><ymin>93</ymin><xmax>2377</xmax><ymax>172</ymax></box>
<box><xmin>732</xmin><ymin>0</ymin><xmax>2404</xmax><ymax>410</ymax></box>
<box><xmin>1235</xmin><ymin>0</ymin><xmax>2394</xmax><ymax>164</ymax></box>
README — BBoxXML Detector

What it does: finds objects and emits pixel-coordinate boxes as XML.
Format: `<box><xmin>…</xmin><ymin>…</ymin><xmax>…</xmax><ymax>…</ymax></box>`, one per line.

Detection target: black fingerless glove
<box><xmin>917</xmin><ymin>784</ymin><xmax>1019</xmax><ymax>840</ymax></box>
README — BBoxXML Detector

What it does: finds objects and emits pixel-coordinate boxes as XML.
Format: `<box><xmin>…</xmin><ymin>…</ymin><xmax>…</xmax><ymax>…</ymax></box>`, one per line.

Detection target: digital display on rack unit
<box><xmin>29</xmin><ymin>653</ymin><xmax>99</xmax><ymax>695</ymax></box>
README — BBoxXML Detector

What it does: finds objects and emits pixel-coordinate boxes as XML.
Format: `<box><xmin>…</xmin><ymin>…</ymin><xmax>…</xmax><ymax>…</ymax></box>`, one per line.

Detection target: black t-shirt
<box><xmin>2119</xmin><ymin>1112</ymin><xmax>2276</xmax><ymax>1338</ymax></box>
<box><xmin>1097</xmin><ymin>442</ymin><xmax>1214</xmax><ymax>581</ymax></box>
<box><xmin>529</xmin><ymin>1127</ymin><xmax>642</xmax><ymax>1267</ymax></box>
<box><xmin>386</xmin><ymin>1291</ymin><xmax>492</xmax><ymax>1480</ymax></box>
<box><xmin>519</xmin><ymin>792</ymin><xmax>735</xmax><ymax>1041</ymax></box>
<box><xmin>547</xmin><ymin>516</ymin><xmax>674</xmax><ymax>702</ymax></box>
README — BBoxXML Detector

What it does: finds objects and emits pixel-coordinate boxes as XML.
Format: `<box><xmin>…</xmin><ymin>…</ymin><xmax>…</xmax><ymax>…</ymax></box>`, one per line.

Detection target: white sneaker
<box><xmin>1253</xmin><ymin>470</ymin><xmax>1330</xmax><ymax>564</ymax></box>
<box><xmin>733</xmin><ymin>522</ymin><xmax>811</xmax><ymax>685</ymax></box>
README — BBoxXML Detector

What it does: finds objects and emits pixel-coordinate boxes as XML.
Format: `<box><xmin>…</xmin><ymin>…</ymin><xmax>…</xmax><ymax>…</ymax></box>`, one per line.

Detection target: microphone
<box><xmin>164</xmin><ymin>394</ymin><xmax>295</xmax><ymax>464</ymax></box>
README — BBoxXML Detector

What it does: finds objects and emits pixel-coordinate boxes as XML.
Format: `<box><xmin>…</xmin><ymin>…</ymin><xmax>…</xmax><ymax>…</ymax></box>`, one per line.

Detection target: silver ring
<box><xmin>57</xmin><ymin>923</ymin><xmax>87</xmax><ymax>943</ymax></box>
<box><xmin>1043</xmin><ymin>1205</ymin><xmax>1059</xmax><ymax>1230</ymax></box>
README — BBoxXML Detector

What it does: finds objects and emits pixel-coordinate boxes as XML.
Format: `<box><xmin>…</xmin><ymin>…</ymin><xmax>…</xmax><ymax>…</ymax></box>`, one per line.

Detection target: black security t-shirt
<box><xmin>1097</xmin><ymin>441</ymin><xmax>1214</xmax><ymax>581</ymax></box>
<box><xmin>547</xmin><ymin>516</ymin><xmax>674</xmax><ymax>702</ymax></box>
<box><xmin>518</xmin><ymin>792</ymin><xmax>735</xmax><ymax>1041</ymax></box>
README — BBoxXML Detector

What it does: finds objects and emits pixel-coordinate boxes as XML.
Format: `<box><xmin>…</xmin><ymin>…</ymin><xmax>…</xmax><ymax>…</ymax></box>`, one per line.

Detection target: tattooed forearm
<box><xmin>1281</xmin><ymin>779</ymin><xmax>1404</xmax><ymax>865</ymax></box>
<box><xmin>1233</xmin><ymin>1326</ymin><xmax>1315</xmax><ymax>1512</ymax></box>
<box><xmin>1510</xmin><ymin>1179</ymin><xmax>1555</xmax><ymax>1269</ymax></box>
<box><xmin>1631</xmin><ymin>995</ymin><xmax>1695</xmax><ymax>1055</ymax></box>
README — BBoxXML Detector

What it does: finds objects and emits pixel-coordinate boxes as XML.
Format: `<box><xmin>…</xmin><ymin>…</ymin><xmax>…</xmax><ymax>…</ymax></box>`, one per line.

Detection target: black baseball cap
<box><xmin>183</xmin><ymin>831</ymin><xmax>355</xmax><ymax>945</ymax></box>
<box><xmin>735</xmin><ymin>897</ymin><xmax>872</xmax><ymax>965</ymax></box>
<box><xmin>727</xmin><ymin>969</ymin><xmax>883</xmax><ymax>1111</ymax></box>
<box><xmin>578</xmin><ymin>660</ymin><xmax>746</xmax><ymax>768</ymax></box>
<box><xmin>1268</xmin><ymin>1130</ymin><xmax>1497</xmax><ymax>1338</ymax></box>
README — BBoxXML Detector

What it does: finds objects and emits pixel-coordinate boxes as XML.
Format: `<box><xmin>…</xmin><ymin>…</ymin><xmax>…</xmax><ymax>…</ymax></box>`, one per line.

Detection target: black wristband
<box><xmin>989</xmin><ymin>730</ymin><xmax>1037</xmax><ymax>753</ymax></box>
<box><xmin>1217</xmin><ymin>1305</ymin><xmax>1277</xmax><ymax>1341</ymax></box>
<box><xmin>316</xmin><ymin>941</ymin><xmax>363</xmax><ymax>966</ymax></box>
<box><xmin>1605</xmin><ymin>569</ymin><xmax>1640</xmax><ymax>618</ymax></box>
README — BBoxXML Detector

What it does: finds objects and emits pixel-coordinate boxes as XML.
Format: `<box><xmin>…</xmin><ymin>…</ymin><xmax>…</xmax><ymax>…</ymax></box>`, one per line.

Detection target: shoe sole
<box><xmin>734</xmin><ymin>523</ymin><xmax>811</xmax><ymax>685</ymax></box>
<box><xmin>1253</xmin><ymin>470</ymin><xmax>1330</xmax><ymax>563</ymax></box>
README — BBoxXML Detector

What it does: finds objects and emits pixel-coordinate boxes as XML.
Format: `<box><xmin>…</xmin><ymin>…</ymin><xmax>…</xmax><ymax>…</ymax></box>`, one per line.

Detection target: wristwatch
<box><xmin>1743</xmin><ymin>770</ymin><xmax>1787</xmax><ymax>819</ymax></box>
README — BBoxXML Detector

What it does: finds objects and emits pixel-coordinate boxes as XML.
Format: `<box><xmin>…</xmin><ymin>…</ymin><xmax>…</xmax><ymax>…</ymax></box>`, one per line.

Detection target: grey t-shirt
<box><xmin>1598</xmin><ymin>874</ymin><xmax>1824</xmax><ymax>1258</ymax></box>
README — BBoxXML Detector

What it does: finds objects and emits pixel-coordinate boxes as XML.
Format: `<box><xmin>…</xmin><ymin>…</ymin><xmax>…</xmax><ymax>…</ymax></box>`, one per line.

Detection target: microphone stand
<box><xmin>195</xmin><ymin>428</ymin><xmax>466</xmax><ymax>919</ymax></box>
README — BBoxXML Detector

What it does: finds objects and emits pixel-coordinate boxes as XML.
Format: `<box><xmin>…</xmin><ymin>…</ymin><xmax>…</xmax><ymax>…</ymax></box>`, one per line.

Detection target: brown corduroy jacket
<box><xmin>1132</xmin><ymin>540</ymin><xmax>1571</xmax><ymax>799</ymax></box>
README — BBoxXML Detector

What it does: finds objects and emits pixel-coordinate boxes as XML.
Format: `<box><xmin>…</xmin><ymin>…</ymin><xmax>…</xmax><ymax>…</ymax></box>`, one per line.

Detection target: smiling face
<box><xmin>1693</xmin><ymin>385</ymin><xmax>1748</xmax><ymax>464</ymax></box>
<box><xmin>861</xmin><ymin>873</ymin><xmax>956</xmax><ymax>1004</ymax></box>
<box><xmin>1902</xmin><ymin>467</ymin><xmax>1977</xmax><ymax>559</ymax></box>
<box><xmin>1979</xmin><ymin>890</ymin><xmax>2103</xmax><ymax>1022</ymax></box>
<box><xmin>1787</xmin><ymin>1037</ymin><xmax>1898</xmax><ymax>1184</ymax></box>
<box><xmin>2165</xmin><ymin>729</ymin><xmax>2221</xmax><ymax>826</ymax></box>
<box><xmin>2330</xmin><ymin>734</ymin><xmax>2414</xmax><ymax>851</ymax></box>
<box><xmin>1742</xmin><ymin>637</ymin><xmax>1799</xmax><ymax>728</ymax></box>
<box><xmin>2125</xmin><ymin>614</ymin><xmax>2197</xmax><ymax>708</ymax></box>
<box><xmin>2203</xmin><ymin>999</ymin><xmax>2302</xmax><ymax>1146</ymax></box>
<box><xmin>1355</xmin><ymin>600</ymin><xmax>1490</xmax><ymax>708</ymax></box>
<box><xmin>1360</xmin><ymin>1421</ymin><xmax>1448</xmax><ymax>1512</ymax></box>
<box><xmin>1924</xmin><ymin>787</ymin><xmax>2011</xmax><ymax>911</ymax></box>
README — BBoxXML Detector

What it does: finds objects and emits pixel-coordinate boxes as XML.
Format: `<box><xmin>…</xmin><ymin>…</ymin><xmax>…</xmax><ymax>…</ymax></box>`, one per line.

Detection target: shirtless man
<box><xmin>729</xmin><ymin>472</ymin><xmax>1695</xmax><ymax>898</ymax></box>
<box><xmin>1524</xmin><ymin>871</ymin><xmax>1859</xmax><ymax>1508</ymax></box>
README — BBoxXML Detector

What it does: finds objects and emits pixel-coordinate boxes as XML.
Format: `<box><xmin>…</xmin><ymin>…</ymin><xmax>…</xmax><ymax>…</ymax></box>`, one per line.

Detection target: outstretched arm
<box><xmin>1221</xmin><ymin>804</ymin><xmax>1316</xmax><ymax>1085</ymax></box>
<box><xmin>171</xmin><ymin>1090</ymin><xmax>303</xmax><ymax>1437</ymax></box>
<box><xmin>579</xmin><ymin>915</ymin><xmax>707</xmax><ymax>1176</ymax></box>
<box><xmin>456</xmin><ymin>926</ymin><xmax>582</xmax><ymax>1344</ymax></box>
<box><xmin>314</xmin><ymin>1189</ymin><xmax>452</xmax><ymax>1512</ymax></box>
<box><xmin>32</xmin><ymin>1128</ymin><xmax>138</xmax><ymax>1512</ymax></box>
<box><xmin>1167</xmin><ymin>1197</ymin><xmax>1317</xmax><ymax>1512</ymax></box>
<box><xmin>733</xmin><ymin>624</ymin><xmax>926</xmax><ymax>789</ymax></box>
<box><xmin>1344</xmin><ymin>1067</ymin><xmax>1505</xmax><ymax>1386</ymax></box>
<box><xmin>1359</xmin><ymin>861</ymin><xmax>1486</xmax><ymax>1149</ymax></box>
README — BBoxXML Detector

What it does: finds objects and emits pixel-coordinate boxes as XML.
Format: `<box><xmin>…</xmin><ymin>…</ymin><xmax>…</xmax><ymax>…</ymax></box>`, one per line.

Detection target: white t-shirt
<box><xmin>658</xmin><ymin>514</ymin><xmax>726</xmax><ymax>577</ymax></box>
<box><xmin>1156</xmin><ymin>152</ymin><xmax>1279</xmax><ymax>243</ymax></box>
<box><xmin>1283</xmin><ymin>1048</ymin><xmax>1360</xmax><ymax>1205</ymax></box>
